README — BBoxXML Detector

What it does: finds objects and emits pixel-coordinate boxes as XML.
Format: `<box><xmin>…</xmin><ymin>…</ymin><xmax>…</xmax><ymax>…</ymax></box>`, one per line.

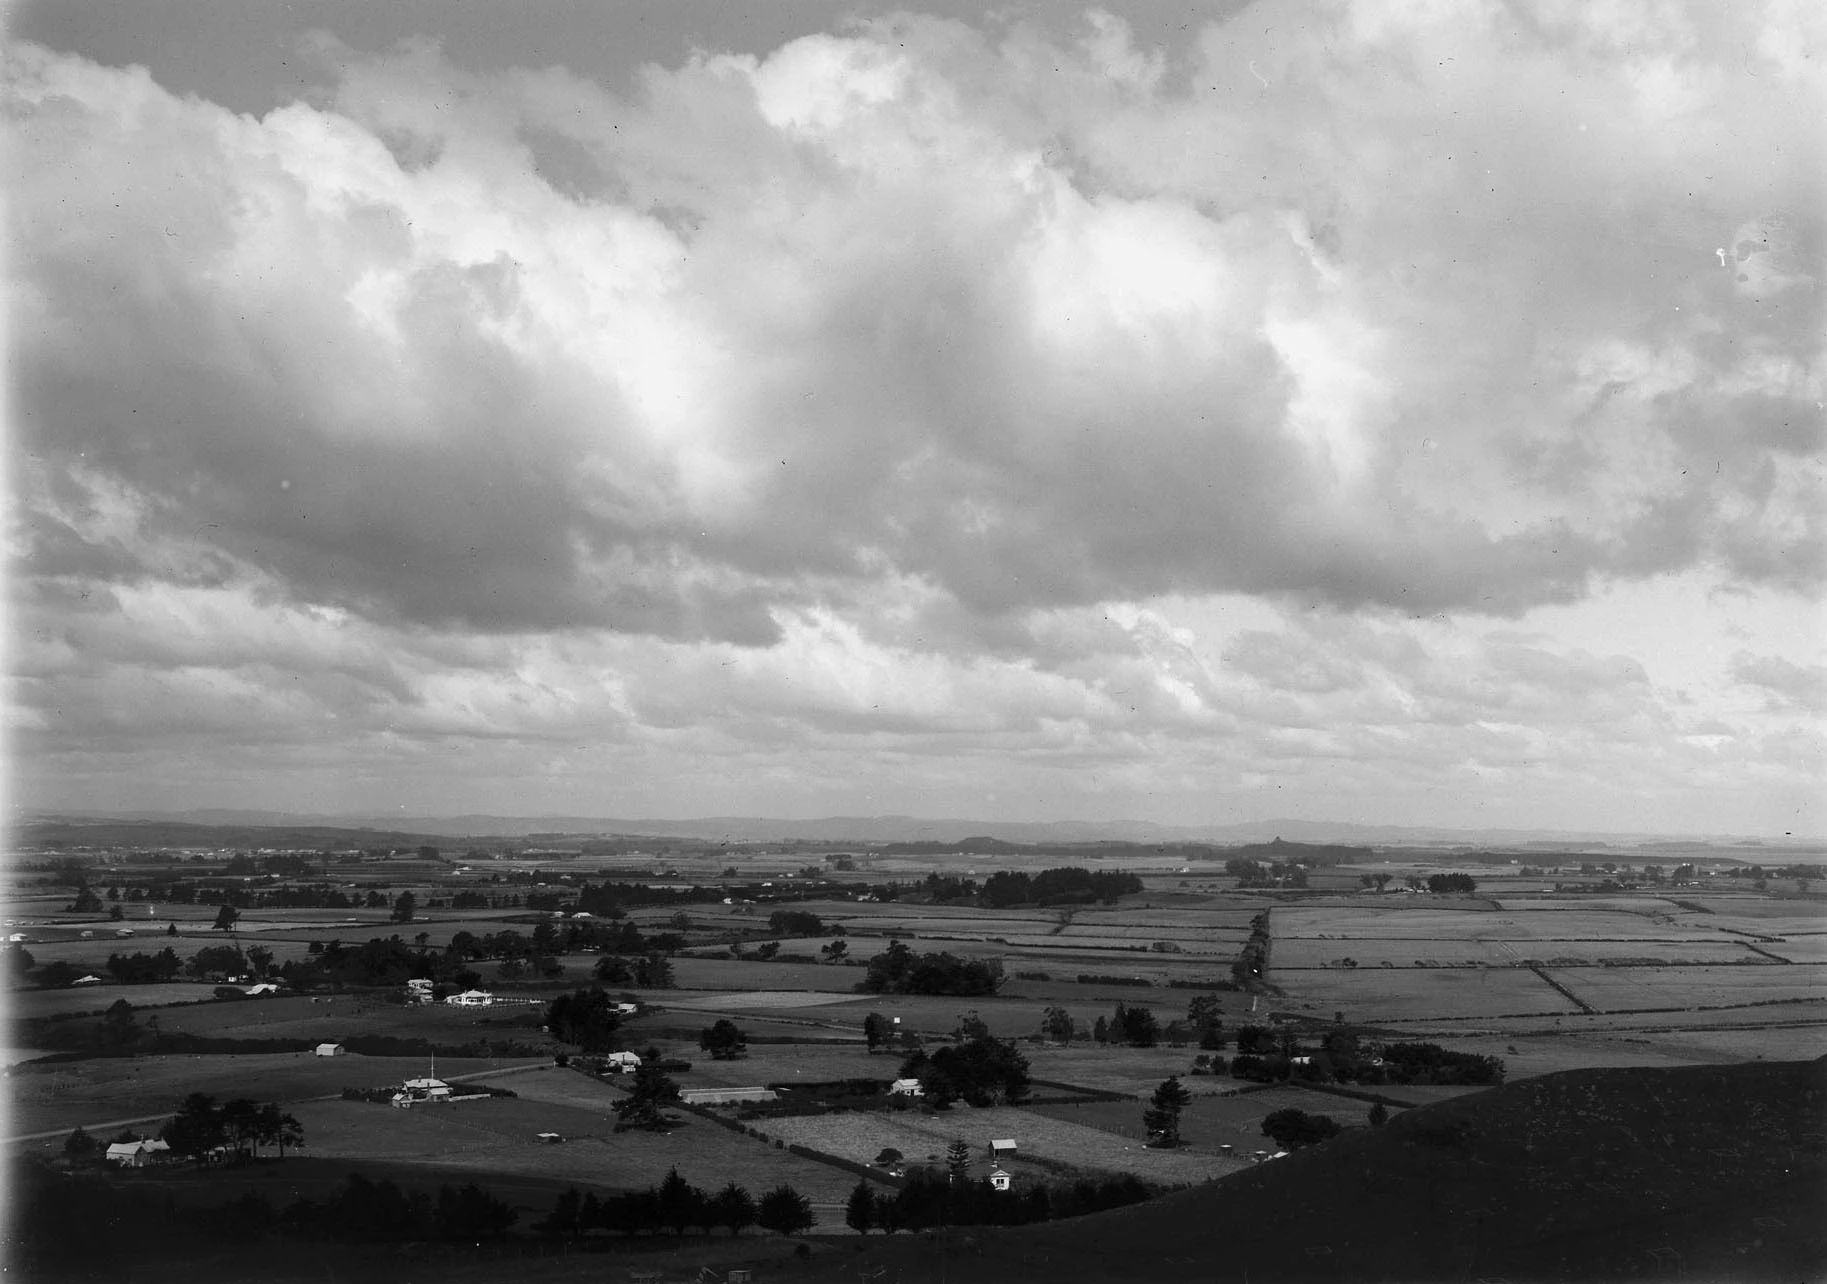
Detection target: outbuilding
<box><xmin>889</xmin><ymin>1078</ymin><xmax>925</xmax><ymax>1097</ymax></box>
<box><xmin>602</xmin><ymin>1051</ymin><xmax>642</xmax><ymax>1073</ymax></box>
<box><xmin>105</xmin><ymin>1139</ymin><xmax>171</xmax><ymax>1168</ymax></box>
<box><xmin>315</xmin><ymin>1042</ymin><xmax>345</xmax><ymax>1057</ymax></box>
<box><xmin>989</xmin><ymin>1139</ymin><xmax>1017</xmax><ymax>1161</ymax></box>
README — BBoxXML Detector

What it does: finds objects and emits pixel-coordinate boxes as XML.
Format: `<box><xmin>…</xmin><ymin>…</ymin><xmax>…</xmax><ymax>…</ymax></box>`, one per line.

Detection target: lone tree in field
<box><xmin>699</xmin><ymin>1018</ymin><xmax>748</xmax><ymax>1060</ymax></box>
<box><xmin>1041</xmin><ymin>1005</ymin><xmax>1075</xmax><ymax>1044</ymax></box>
<box><xmin>1143</xmin><ymin>1075</ymin><xmax>1192</xmax><ymax>1148</ymax></box>
<box><xmin>211</xmin><ymin>904</ymin><xmax>239</xmax><ymax>932</ymax></box>
<box><xmin>946</xmin><ymin>1139</ymin><xmax>972</xmax><ymax>1184</ymax></box>
<box><xmin>845</xmin><ymin>1179</ymin><xmax>877</xmax><ymax>1234</ymax></box>
<box><xmin>756</xmin><ymin>1185</ymin><xmax>814</xmax><ymax>1237</ymax></box>
<box><xmin>390</xmin><ymin>891</ymin><xmax>416</xmax><ymax>923</ymax></box>
<box><xmin>862</xmin><ymin>1011</ymin><xmax>891</xmax><ymax>1052</ymax></box>
<box><xmin>1261</xmin><ymin>1107</ymin><xmax>1342</xmax><ymax>1151</ymax></box>
<box><xmin>1368</xmin><ymin>1101</ymin><xmax>1389</xmax><ymax>1127</ymax></box>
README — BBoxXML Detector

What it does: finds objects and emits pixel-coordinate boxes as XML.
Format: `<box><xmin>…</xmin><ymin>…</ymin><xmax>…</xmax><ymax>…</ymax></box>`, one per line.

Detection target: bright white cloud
<box><xmin>6</xmin><ymin>3</ymin><xmax>1823</xmax><ymax>834</ymax></box>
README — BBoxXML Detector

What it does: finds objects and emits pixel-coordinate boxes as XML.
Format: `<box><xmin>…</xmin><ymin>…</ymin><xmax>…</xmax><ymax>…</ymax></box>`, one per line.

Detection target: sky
<box><xmin>5</xmin><ymin>0</ymin><xmax>1824</xmax><ymax>837</ymax></box>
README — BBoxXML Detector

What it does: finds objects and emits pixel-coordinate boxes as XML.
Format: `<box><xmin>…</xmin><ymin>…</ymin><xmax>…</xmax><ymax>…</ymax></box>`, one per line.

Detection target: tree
<box><xmin>946</xmin><ymin>1139</ymin><xmax>973</xmax><ymax>1184</ymax></box>
<box><xmin>108</xmin><ymin>904</ymin><xmax>125</xmax><ymax>921</ymax></box>
<box><xmin>1368</xmin><ymin>1101</ymin><xmax>1389</xmax><ymax>1127</ymax></box>
<box><xmin>3</xmin><ymin>946</ymin><xmax>35</xmax><ymax>979</ymax></box>
<box><xmin>547</xmin><ymin>987</ymin><xmax>623</xmax><ymax>1053</ymax></box>
<box><xmin>166</xmin><ymin>922</ymin><xmax>177</xmax><ymax>936</ymax></box>
<box><xmin>820</xmin><ymin>938</ymin><xmax>849</xmax><ymax>962</ymax></box>
<box><xmin>62</xmin><ymin>1126</ymin><xmax>100</xmax><ymax>1161</ymax></box>
<box><xmin>244</xmin><ymin>945</ymin><xmax>273</xmax><ymax>978</ymax></box>
<box><xmin>1092</xmin><ymin>1015</ymin><xmax>1109</xmax><ymax>1045</ymax></box>
<box><xmin>955</xmin><ymin>1010</ymin><xmax>989</xmax><ymax>1041</ymax></box>
<box><xmin>699</xmin><ymin>1018</ymin><xmax>748</xmax><ymax>1060</ymax></box>
<box><xmin>1041</xmin><ymin>1005</ymin><xmax>1075</xmax><ymax>1044</ymax></box>
<box><xmin>710</xmin><ymin>1182</ymin><xmax>757</xmax><ymax>1236</ymax></box>
<box><xmin>211</xmin><ymin>904</ymin><xmax>239</xmax><ymax>931</ymax></box>
<box><xmin>1142</xmin><ymin>1076</ymin><xmax>1191</xmax><ymax>1148</ymax></box>
<box><xmin>1261</xmin><ymin>1108</ymin><xmax>1342</xmax><ymax>1151</ymax></box>
<box><xmin>613</xmin><ymin>1060</ymin><xmax>681</xmax><ymax>1129</ymax></box>
<box><xmin>656</xmin><ymin>1167</ymin><xmax>707</xmax><ymax>1235</ymax></box>
<box><xmin>633</xmin><ymin>953</ymin><xmax>674</xmax><ymax>988</ymax></box>
<box><xmin>69</xmin><ymin>888</ymin><xmax>103</xmax><ymax>914</ymax></box>
<box><xmin>863</xmin><ymin>1011</ymin><xmax>892</xmax><ymax>1052</ymax></box>
<box><xmin>845</xmin><ymin>1179</ymin><xmax>877</xmax><ymax>1234</ymax></box>
<box><xmin>388</xmin><ymin>891</ymin><xmax>416</xmax><ymax>924</ymax></box>
<box><xmin>756</xmin><ymin>1185</ymin><xmax>814</xmax><ymax>1237</ymax></box>
<box><xmin>1111</xmin><ymin>1003</ymin><xmax>1159</xmax><ymax>1047</ymax></box>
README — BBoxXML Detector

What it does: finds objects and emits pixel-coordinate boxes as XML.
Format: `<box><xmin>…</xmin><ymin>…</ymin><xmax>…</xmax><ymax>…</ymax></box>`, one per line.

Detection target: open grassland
<box><xmin>664</xmin><ymin>958</ymin><xmax>860</xmax><ymax>992</ymax></box>
<box><xmin>6</xmin><ymin>1051</ymin><xmax>542</xmax><ymax>1138</ymax></box>
<box><xmin>1272</xmin><ymin>935</ymin><xmax>1759</xmax><ymax>968</ymax></box>
<box><xmin>1029</xmin><ymin>1083</ymin><xmax>1382</xmax><ymax>1153</ymax></box>
<box><xmin>1273</xmin><ymin>905</ymin><xmax>1683</xmax><ymax>940</ymax></box>
<box><xmin>1271</xmin><ymin>965</ymin><xmax>1584</xmax><ymax>1021</ymax></box>
<box><xmin>288</xmin><ymin>1092</ymin><xmax>861</xmax><ymax>1205</ymax></box>
<box><xmin>1542</xmin><ymin>963</ymin><xmax>1827</xmax><ymax>1013</ymax></box>
<box><xmin>759</xmin><ymin>1103</ymin><xmax>1242</xmax><ymax>1185</ymax></box>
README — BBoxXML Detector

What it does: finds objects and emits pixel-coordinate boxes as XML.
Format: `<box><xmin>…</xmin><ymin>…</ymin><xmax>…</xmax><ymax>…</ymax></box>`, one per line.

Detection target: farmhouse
<box><xmin>989</xmin><ymin>1167</ymin><xmax>1012</xmax><ymax>1192</ymax></box>
<box><xmin>315</xmin><ymin>1042</ymin><xmax>345</xmax><ymax>1057</ymax></box>
<box><xmin>445</xmin><ymin>989</ymin><xmax>494</xmax><ymax>1007</ymax></box>
<box><xmin>679</xmin><ymin>1087</ymin><xmax>779</xmax><ymax>1106</ymax></box>
<box><xmin>105</xmin><ymin>1139</ymin><xmax>171</xmax><ymax>1167</ymax></box>
<box><xmin>889</xmin><ymin>1078</ymin><xmax>925</xmax><ymax>1097</ymax></box>
<box><xmin>392</xmin><ymin>1077</ymin><xmax>452</xmax><ymax>1107</ymax></box>
<box><xmin>602</xmin><ymin>1051</ymin><xmax>642</xmax><ymax>1073</ymax></box>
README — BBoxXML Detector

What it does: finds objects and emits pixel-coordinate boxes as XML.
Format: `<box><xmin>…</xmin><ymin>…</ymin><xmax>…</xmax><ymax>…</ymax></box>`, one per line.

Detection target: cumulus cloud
<box><xmin>7</xmin><ymin>3</ymin><xmax>1823</xmax><ymax>831</ymax></box>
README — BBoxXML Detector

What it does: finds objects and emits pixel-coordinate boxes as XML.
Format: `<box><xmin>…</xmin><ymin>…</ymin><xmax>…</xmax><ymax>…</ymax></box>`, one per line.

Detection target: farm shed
<box><xmin>445</xmin><ymin>989</ymin><xmax>495</xmax><ymax>1006</ymax></box>
<box><xmin>72</xmin><ymin>975</ymin><xmax>102</xmax><ymax>986</ymax></box>
<box><xmin>679</xmin><ymin>1087</ymin><xmax>779</xmax><ymax>1106</ymax></box>
<box><xmin>105</xmin><ymin>1140</ymin><xmax>170</xmax><ymax>1167</ymax></box>
<box><xmin>990</xmin><ymin>1139</ymin><xmax>1017</xmax><ymax>1161</ymax></box>
<box><xmin>889</xmin><ymin>1078</ymin><xmax>925</xmax><ymax>1097</ymax></box>
<box><xmin>315</xmin><ymin>1042</ymin><xmax>345</xmax><ymax>1057</ymax></box>
<box><xmin>602</xmin><ymin>1051</ymin><xmax>642</xmax><ymax>1072</ymax></box>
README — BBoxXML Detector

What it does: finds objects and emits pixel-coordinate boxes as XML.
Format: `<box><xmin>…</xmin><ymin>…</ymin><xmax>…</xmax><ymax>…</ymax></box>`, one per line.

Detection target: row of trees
<box><xmin>843</xmin><ymin>1169</ymin><xmax>1157</xmax><ymax>1233</ymax></box>
<box><xmin>160</xmin><ymin>1093</ymin><xmax>304</xmax><ymax>1160</ymax></box>
<box><xmin>976</xmin><ymin>867</ymin><xmax>1143</xmax><ymax>908</ymax></box>
<box><xmin>539</xmin><ymin>1170</ymin><xmax>813</xmax><ymax>1238</ymax></box>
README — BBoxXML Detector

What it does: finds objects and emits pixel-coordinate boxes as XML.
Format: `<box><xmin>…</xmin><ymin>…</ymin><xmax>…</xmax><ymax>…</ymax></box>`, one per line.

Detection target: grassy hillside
<box><xmin>805</xmin><ymin>1056</ymin><xmax>1827</xmax><ymax>1283</ymax></box>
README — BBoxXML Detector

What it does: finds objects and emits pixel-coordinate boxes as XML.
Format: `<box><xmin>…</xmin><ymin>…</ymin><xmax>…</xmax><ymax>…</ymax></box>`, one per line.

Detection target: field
<box><xmin>8</xmin><ymin>840</ymin><xmax>1826</xmax><ymax>1269</ymax></box>
<box><xmin>758</xmin><ymin>1103</ymin><xmax>1244</xmax><ymax>1185</ymax></box>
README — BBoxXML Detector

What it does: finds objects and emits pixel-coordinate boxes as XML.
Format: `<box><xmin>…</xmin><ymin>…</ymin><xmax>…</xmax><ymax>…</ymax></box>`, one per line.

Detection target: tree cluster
<box><xmin>546</xmin><ymin>986</ymin><xmax>625</xmax><ymax>1053</ymax></box>
<box><xmin>898</xmin><ymin>1035</ymin><xmax>1030</xmax><ymax>1107</ymax></box>
<box><xmin>1426</xmin><ymin>873</ymin><xmax>1478</xmax><ymax>894</ymax></box>
<box><xmin>859</xmin><ymin>939</ymin><xmax>1002</xmax><ymax>996</ymax></box>
<box><xmin>160</xmin><ymin>1093</ymin><xmax>304</xmax><ymax>1161</ymax></box>
<box><xmin>1260</xmin><ymin>1107</ymin><xmax>1342</xmax><ymax>1150</ymax></box>
<box><xmin>977</xmin><ymin>867</ymin><xmax>1142</xmax><ymax>908</ymax></box>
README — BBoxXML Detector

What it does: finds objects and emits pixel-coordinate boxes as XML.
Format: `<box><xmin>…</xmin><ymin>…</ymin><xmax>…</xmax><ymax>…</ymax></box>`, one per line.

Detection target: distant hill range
<box><xmin>13</xmin><ymin>808</ymin><xmax>1813</xmax><ymax>850</ymax></box>
<box><xmin>808</xmin><ymin>1056</ymin><xmax>1827</xmax><ymax>1284</ymax></box>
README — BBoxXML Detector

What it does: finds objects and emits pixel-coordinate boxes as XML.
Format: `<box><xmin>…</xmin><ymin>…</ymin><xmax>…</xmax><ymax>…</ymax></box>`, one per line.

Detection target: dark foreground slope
<box><xmin>810</xmin><ymin>1056</ymin><xmax>1827</xmax><ymax>1284</ymax></box>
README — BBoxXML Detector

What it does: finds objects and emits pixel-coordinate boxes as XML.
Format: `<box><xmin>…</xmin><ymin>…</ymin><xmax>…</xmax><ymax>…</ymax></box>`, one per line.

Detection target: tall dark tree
<box><xmin>863</xmin><ymin>1011</ymin><xmax>891</xmax><ymax>1052</ymax></box>
<box><xmin>546</xmin><ymin>987</ymin><xmax>623</xmax><ymax>1053</ymax></box>
<box><xmin>1142</xmin><ymin>1076</ymin><xmax>1191</xmax><ymax>1148</ymax></box>
<box><xmin>389</xmin><ymin>891</ymin><xmax>416</xmax><ymax>923</ymax></box>
<box><xmin>211</xmin><ymin>904</ymin><xmax>239</xmax><ymax>931</ymax></box>
<box><xmin>613</xmin><ymin>1060</ymin><xmax>681</xmax><ymax>1129</ymax></box>
<box><xmin>1368</xmin><ymin>1101</ymin><xmax>1389</xmax><ymax>1127</ymax></box>
<box><xmin>756</xmin><ymin>1185</ymin><xmax>814</xmax><ymax>1237</ymax></box>
<box><xmin>845</xmin><ymin>1180</ymin><xmax>877</xmax><ymax>1235</ymax></box>
<box><xmin>656</xmin><ymin>1167</ymin><xmax>707</xmax><ymax>1235</ymax></box>
<box><xmin>711</xmin><ymin>1182</ymin><xmax>757</xmax><ymax>1236</ymax></box>
<box><xmin>1041</xmin><ymin>1005</ymin><xmax>1075</xmax><ymax>1044</ymax></box>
